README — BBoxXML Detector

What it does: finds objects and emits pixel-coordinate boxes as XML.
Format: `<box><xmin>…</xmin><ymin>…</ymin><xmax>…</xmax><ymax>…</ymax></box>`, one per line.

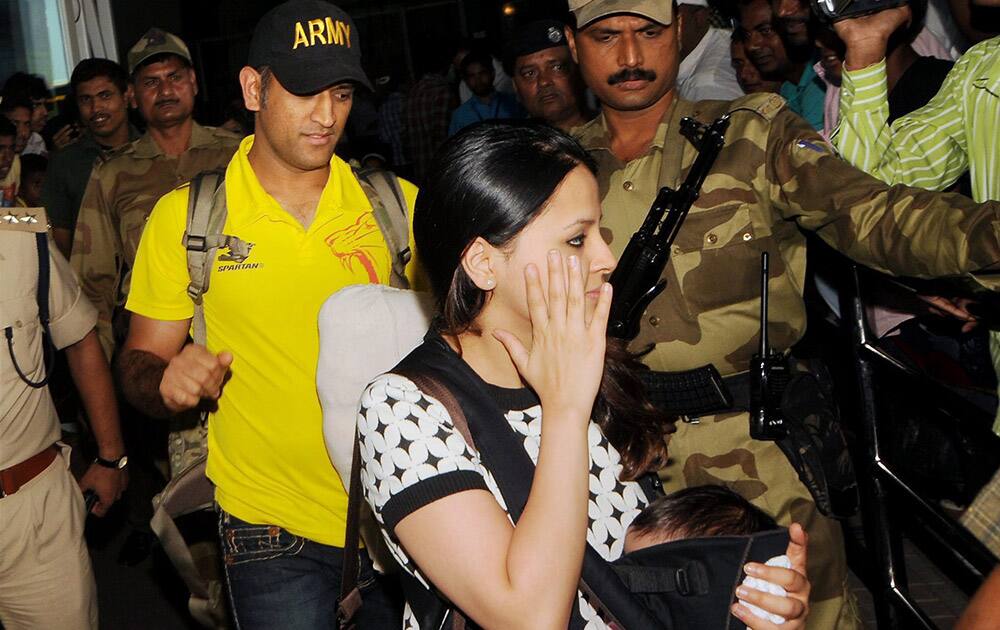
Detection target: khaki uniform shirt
<box><xmin>1</xmin><ymin>209</ymin><xmax>97</xmax><ymax>468</ymax></box>
<box><xmin>70</xmin><ymin>123</ymin><xmax>240</xmax><ymax>356</ymax></box>
<box><xmin>575</xmin><ymin>94</ymin><xmax>1000</xmax><ymax>375</ymax></box>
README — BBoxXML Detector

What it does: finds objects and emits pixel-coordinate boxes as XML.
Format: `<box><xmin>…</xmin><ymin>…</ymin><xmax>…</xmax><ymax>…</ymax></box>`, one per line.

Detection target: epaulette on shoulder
<box><xmin>206</xmin><ymin>125</ymin><xmax>242</xmax><ymax>143</ymax></box>
<box><xmin>727</xmin><ymin>93</ymin><xmax>787</xmax><ymax>121</ymax></box>
<box><xmin>0</xmin><ymin>207</ymin><xmax>48</xmax><ymax>233</ymax></box>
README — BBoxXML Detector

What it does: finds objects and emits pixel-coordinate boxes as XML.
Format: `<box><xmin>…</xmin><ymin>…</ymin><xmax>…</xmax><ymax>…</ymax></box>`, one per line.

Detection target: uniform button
<box><xmin>742</xmin><ymin>232</ymin><xmax>753</xmax><ymax>241</ymax></box>
<box><xmin>706</xmin><ymin>233</ymin><xmax>718</xmax><ymax>244</ymax></box>
<box><xmin>671</xmin><ymin>245</ymin><xmax>682</xmax><ymax>255</ymax></box>
<box><xmin>649</xmin><ymin>316</ymin><xmax>661</xmax><ymax>327</ymax></box>
<box><xmin>623</xmin><ymin>180</ymin><xmax>635</xmax><ymax>191</ymax></box>
<box><xmin>14</xmin><ymin>320</ymin><xmax>23</xmax><ymax>328</ymax></box>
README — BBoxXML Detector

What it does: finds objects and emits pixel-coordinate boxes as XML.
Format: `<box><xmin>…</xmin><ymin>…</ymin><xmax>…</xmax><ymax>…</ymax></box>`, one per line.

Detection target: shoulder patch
<box><xmin>727</xmin><ymin>93</ymin><xmax>788</xmax><ymax>121</ymax></box>
<box><xmin>0</xmin><ymin>208</ymin><xmax>48</xmax><ymax>233</ymax></box>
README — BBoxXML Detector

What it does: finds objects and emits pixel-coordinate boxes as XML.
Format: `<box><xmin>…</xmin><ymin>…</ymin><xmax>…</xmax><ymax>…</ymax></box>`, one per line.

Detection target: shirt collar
<box><xmin>131</xmin><ymin>121</ymin><xmax>214</xmax><ymax>159</ymax></box>
<box><xmin>224</xmin><ymin>134</ymin><xmax>354</xmax><ymax>231</ymax></box>
<box><xmin>578</xmin><ymin>96</ymin><xmax>690</xmax><ymax>157</ymax></box>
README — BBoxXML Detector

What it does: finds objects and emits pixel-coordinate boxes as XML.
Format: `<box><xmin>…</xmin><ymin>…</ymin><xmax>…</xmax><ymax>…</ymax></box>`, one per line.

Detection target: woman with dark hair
<box><xmin>356</xmin><ymin>122</ymin><xmax>810</xmax><ymax>629</ymax></box>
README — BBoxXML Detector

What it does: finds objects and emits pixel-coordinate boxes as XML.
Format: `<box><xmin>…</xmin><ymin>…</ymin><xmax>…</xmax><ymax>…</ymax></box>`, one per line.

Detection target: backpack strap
<box><xmin>338</xmin><ymin>370</ymin><xmax>473</xmax><ymax>630</ymax></box>
<box><xmin>354</xmin><ymin>167</ymin><xmax>411</xmax><ymax>290</ymax></box>
<box><xmin>182</xmin><ymin>170</ymin><xmax>224</xmax><ymax>347</ymax></box>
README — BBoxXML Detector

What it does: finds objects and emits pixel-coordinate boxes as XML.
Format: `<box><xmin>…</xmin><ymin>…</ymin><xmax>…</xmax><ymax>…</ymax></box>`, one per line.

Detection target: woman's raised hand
<box><xmin>493</xmin><ymin>251</ymin><xmax>613</xmax><ymax>417</ymax></box>
<box><xmin>735</xmin><ymin>522</ymin><xmax>812</xmax><ymax>630</ymax></box>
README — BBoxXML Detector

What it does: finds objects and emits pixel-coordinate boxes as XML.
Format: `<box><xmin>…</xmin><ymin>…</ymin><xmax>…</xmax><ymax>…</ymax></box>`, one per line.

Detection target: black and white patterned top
<box><xmin>358</xmin><ymin>372</ymin><xmax>652</xmax><ymax>629</ymax></box>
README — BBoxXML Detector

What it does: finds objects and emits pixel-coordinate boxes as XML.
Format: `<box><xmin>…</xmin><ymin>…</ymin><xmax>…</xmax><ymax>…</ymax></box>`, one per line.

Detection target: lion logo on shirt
<box><xmin>323</xmin><ymin>213</ymin><xmax>382</xmax><ymax>283</ymax></box>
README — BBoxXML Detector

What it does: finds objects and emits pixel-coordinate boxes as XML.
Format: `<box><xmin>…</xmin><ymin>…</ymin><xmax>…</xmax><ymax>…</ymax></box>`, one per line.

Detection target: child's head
<box><xmin>624</xmin><ymin>485</ymin><xmax>778</xmax><ymax>554</ymax></box>
<box><xmin>18</xmin><ymin>153</ymin><xmax>46</xmax><ymax>207</ymax></box>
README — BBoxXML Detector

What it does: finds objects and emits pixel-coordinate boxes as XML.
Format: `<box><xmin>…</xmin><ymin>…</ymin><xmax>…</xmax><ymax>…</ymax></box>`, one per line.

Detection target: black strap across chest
<box><xmin>396</xmin><ymin>332</ymin><xmax>665</xmax><ymax>630</ymax></box>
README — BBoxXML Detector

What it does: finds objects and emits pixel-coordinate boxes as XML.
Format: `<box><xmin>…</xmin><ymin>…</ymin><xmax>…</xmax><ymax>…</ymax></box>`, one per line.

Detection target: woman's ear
<box><xmin>461</xmin><ymin>237</ymin><xmax>498</xmax><ymax>291</ymax></box>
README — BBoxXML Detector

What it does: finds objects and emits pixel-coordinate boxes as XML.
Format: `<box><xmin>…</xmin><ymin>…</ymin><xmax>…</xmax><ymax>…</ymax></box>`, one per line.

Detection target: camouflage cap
<box><xmin>127</xmin><ymin>28</ymin><xmax>192</xmax><ymax>75</ymax></box>
<box><xmin>568</xmin><ymin>0</ymin><xmax>674</xmax><ymax>28</ymax></box>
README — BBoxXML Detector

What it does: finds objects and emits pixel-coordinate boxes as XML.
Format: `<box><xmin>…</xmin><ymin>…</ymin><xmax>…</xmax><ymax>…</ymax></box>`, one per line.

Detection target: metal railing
<box><xmin>839</xmin><ymin>263</ymin><xmax>998</xmax><ymax>629</ymax></box>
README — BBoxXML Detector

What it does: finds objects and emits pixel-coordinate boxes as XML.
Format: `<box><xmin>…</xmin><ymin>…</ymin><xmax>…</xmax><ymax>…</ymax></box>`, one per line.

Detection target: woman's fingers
<box><xmin>588</xmin><ymin>282</ymin><xmax>613</xmax><ymax>331</ymax></box>
<box><xmin>566</xmin><ymin>255</ymin><xmax>585</xmax><ymax>327</ymax></box>
<box><xmin>546</xmin><ymin>250</ymin><xmax>566</xmax><ymax>324</ymax></box>
<box><xmin>523</xmin><ymin>264</ymin><xmax>548</xmax><ymax>332</ymax></box>
<box><xmin>743</xmin><ymin>564</ymin><xmax>809</xmax><ymax>599</ymax></box>
<box><xmin>785</xmin><ymin>522</ymin><xmax>809</xmax><ymax>579</ymax></box>
<box><xmin>492</xmin><ymin>329</ymin><xmax>530</xmax><ymax>374</ymax></box>
<box><xmin>735</xmin><ymin>584</ymin><xmax>807</xmax><ymax>622</ymax></box>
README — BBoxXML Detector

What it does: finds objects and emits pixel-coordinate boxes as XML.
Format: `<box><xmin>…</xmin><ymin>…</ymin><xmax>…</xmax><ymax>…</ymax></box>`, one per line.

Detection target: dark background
<box><xmin>108</xmin><ymin>0</ymin><xmax>572</xmax><ymax>125</ymax></box>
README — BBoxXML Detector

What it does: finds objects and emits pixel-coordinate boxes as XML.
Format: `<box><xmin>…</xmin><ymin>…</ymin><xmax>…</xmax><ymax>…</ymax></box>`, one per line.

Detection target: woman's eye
<box><xmin>567</xmin><ymin>234</ymin><xmax>585</xmax><ymax>247</ymax></box>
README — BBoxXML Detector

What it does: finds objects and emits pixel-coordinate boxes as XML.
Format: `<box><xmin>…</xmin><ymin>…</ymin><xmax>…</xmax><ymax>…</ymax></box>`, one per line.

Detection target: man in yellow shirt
<box><xmin>115</xmin><ymin>1</ymin><xmax>415</xmax><ymax>627</ymax></box>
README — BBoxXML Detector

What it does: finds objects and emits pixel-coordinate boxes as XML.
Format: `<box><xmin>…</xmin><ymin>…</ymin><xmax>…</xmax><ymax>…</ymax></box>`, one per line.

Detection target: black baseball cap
<box><xmin>248</xmin><ymin>0</ymin><xmax>372</xmax><ymax>95</ymax></box>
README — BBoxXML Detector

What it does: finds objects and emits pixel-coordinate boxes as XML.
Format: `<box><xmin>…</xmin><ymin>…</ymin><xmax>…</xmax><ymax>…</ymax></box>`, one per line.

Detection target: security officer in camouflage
<box><xmin>70</xmin><ymin>28</ymin><xmax>239</xmax><ymax>479</ymax></box>
<box><xmin>565</xmin><ymin>1</ymin><xmax>1000</xmax><ymax>628</ymax></box>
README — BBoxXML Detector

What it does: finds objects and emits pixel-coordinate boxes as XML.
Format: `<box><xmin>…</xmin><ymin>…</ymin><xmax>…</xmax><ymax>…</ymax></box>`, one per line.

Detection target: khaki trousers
<box><xmin>661</xmin><ymin>413</ymin><xmax>863</xmax><ymax>630</ymax></box>
<box><xmin>0</xmin><ymin>449</ymin><xmax>98</xmax><ymax>630</ymax></box>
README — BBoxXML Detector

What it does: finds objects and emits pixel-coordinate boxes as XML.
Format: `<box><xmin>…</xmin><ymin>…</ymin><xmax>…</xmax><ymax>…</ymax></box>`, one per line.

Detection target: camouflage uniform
<box><xmin>575</xmin><ymin>93</ymin><xmax>1000</xmax><ymax>629</ymax></box>
<box><xmin>70</xmin><ymin>122</ymin><xmax>239</xmax><ymax>476</ymax></box>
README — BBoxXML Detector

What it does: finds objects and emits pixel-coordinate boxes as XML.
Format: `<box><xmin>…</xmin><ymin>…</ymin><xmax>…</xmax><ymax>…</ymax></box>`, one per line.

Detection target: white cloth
<box><xmin>740</xmin><ymin>555</ymin><xmax>792</xmax><ymax>625</ymax></box>
<box><xmin>677</xmin><ymin>28</ymin><xmax>744</xmax><ymax>102</ymax></box>
<box><xmin>317</xmin><ymin>285</ymin><xmax>433</xmax><ymax>485</ymax></box>
<box><xmin>316</xmin><ymin>285</ymin><xmax>433</xmax><ymax>572</ymax></box>
<box><xmin>924</xmin><ymin>0</ymin><xmax>967</xmax><ymax>59</ymax></box>
<box><xmin>22</xmin><ymin>132</ymin><xmax>46</xmax><ymax>156</ymax></box>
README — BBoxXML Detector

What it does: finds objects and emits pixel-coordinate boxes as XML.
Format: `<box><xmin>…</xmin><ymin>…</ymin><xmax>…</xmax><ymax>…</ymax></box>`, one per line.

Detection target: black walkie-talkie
<box><xmin>749</xmin><ymin>252</ymin><xmax>790</xmax><ymax>440</ymax></box>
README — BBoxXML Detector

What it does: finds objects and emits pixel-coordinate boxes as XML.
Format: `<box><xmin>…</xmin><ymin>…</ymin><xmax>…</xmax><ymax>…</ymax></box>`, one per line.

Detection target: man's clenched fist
<box><xmin>159</xmin><ymin>344</ymin><xmax>234</xmax><ymax>413</ymax></box>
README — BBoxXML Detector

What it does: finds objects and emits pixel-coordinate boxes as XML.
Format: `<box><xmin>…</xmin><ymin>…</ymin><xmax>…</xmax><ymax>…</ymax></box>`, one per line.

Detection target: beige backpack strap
<box><xmin>355</xmin><ymin>167</ymin><xmax>411</xmax><ymax>289</ymax></box>
<box><xmin>182</xmin><ymin>170</ymin><xmax>225</xmax><ymax>347</ymax></box>
<box><xmin>149</xmin><ymin>456</ymin><xmax>223</xmax><ymax>628</ymax></box>
<box><xmin>181</xmin><ymin>170</ymin><xmax>254</xmax><ymax>347</ymax></box>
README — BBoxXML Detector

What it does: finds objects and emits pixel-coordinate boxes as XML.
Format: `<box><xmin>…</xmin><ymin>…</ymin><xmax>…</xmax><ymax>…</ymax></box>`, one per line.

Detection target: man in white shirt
<box><xmin>676</xmin><ymin>0</ymin><xmax>744</xmax><ymax>101</ymax></box>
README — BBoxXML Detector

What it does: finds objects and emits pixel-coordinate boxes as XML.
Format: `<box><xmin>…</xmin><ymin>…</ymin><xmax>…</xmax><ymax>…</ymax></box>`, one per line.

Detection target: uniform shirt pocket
<box><xmin>669</xmin><ymin>204</ymin><xmax>772</xmax><ymax>313</ymax></box>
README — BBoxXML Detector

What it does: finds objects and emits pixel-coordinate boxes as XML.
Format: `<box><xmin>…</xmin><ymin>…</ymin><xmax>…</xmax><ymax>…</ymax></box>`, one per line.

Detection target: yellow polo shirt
<box><xmin>126</xmin><ymin>135</ymin><xmax>419</xmax><ymax>546</ymax></box>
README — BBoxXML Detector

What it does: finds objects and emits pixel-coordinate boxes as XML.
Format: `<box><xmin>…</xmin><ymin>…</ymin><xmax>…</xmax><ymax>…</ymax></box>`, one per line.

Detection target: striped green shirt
<box><xmin>833</xmin><ymin>36</ymin><xmax>999</xmax><ymax>203</ymax></box>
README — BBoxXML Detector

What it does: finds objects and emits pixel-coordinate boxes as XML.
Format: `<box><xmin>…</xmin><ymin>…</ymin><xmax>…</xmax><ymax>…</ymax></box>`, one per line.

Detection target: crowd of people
<box><xmin>1</xmin><ymin>0</ymin><xmax>998</xmax><ymax>628</ymax></box>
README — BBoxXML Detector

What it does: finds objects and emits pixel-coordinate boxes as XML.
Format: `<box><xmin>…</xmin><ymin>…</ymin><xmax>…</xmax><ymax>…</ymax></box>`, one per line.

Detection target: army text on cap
<box><xmin>293</xmin><ymin>17</ymin><xmax>351</xmax><ymax>50</ymax></box>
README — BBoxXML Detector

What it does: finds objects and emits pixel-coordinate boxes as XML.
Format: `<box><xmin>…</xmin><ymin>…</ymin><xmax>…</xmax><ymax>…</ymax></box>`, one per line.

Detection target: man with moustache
<box><xmin>508</xmin><ymin>19</ymin><xmax>594</xmax><ymax>131</ymax></box>
<box><xmin>770</xmin><ymin>0</ymin><xmax>812</xmax><ymax>50</ymax></box>
<box><xmin>116</xmin><ymin>1</ymin><xmax>418</xmax><ymax>626</ymax></box>
<box><xmin>731</xmin><ymin>32</ymin><xmax>784</xmax><ymax>94</ymax></box>
<box><xmin>72</xmin><ymin>30</ymin><xmax>240</xmax><ymax>358</ymax></box>
<box><xmin>565</xmin><ymin>0</ymin><xmax>1000</xmax><ymax>627</ymax></box>
<box><xmin>43</xmin><ymin>59</ymin><xmax>140</xmax><ymax>257</ymax></box>
<box><xmin>70</xmin><ymin>28</ymin><xmax>239</xmax><ymax>565</ymax></box>
<box><xmin>739</xmin><ymin>0</ymin><xmax>825</xmax><ymax>129</ymax></box>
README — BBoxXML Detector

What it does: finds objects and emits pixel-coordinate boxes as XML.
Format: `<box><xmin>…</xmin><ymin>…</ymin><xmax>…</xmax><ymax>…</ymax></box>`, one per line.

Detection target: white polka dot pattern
<box><xmin>358</xmin><ymin>373</ymin><xmax>650</xmax><ymax>629</ymax></box>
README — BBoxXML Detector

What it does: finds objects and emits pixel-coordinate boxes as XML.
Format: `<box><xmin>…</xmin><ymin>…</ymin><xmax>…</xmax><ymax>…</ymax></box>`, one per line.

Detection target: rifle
<box><xmin>607</xmin><ymin>114</ymin><xmax>731</xmax><ymax>340</ymax></box>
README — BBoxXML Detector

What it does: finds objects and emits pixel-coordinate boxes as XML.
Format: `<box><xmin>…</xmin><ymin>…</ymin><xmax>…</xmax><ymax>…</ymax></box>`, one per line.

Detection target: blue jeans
<box><xmin>218</xmin><ymin>510</ymin><xmax>402</xmax><ymax>629</ymax></box>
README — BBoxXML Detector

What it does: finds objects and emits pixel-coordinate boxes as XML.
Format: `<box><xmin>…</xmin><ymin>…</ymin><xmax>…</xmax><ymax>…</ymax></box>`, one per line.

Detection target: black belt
<box><xmin>637</xmin><ymin>366</ymin><xmax>751</xmax><ymax>418</ymax></box>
